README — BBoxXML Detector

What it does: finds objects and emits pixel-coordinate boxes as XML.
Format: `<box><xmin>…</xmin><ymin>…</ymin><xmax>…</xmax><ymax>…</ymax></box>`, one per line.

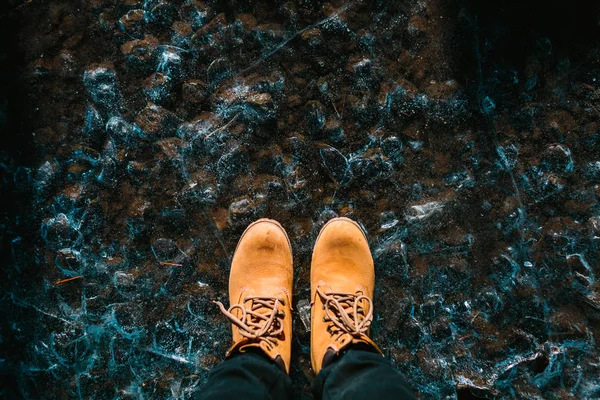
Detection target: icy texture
<box><xmin>2</xmin><ymin>0</ymin><xmax>600</xmax><ymax>399</ymax></box>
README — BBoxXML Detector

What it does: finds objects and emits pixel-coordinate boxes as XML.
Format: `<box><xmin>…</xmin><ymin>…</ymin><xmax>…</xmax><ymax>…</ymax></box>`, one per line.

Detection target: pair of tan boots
<box><xmin>214</xmin><ymin>217</ymin><xmax>381</xmax><ymax>375</ymax></box>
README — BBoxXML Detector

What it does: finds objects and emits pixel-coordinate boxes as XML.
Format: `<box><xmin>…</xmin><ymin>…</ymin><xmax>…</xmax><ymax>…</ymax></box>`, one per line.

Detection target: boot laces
<box><xmin>316</xmin><ymin>286</ymin><xmax>373</xmax><ymax>340</ymax></box>
<box><xmin>215</xmin><ymin>297</ymin><xmax>285</xmax><ymax>349</ymax></box>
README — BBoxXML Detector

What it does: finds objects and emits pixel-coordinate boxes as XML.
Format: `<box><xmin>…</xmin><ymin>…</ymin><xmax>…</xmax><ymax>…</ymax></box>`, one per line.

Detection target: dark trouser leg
<box><xmin>311</xmin><ymin>348</ymin><xmax>417</xmax><ymax>400</ymax></box>
<box><xmin>195</xmin><ymin>351</ymin><xmax>292</xmax><ymax>400</ymax></box>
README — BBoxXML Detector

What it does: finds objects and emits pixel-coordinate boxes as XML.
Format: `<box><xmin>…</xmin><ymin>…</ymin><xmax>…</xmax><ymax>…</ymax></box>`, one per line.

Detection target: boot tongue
<box><xmin>246</xmin><ymin>297</ymin><xmax>276</xmax><ymax>318</ymax></box>
<box><xmin>318</xmin><ymin>288</ymin><xmax>373</xmax><ymax>336</ymax></box>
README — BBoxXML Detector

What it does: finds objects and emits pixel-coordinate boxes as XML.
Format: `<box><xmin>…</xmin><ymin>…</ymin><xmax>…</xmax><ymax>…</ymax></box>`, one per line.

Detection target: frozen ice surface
<box><xmin>406</xmin><ymin>201</ymin><xmax>445</xmax><ymax>221</ymax></box>
<box><xmin>2</xmin><ymin>0</ymin><xmax>600</xmax><ymax>399</ymax></box>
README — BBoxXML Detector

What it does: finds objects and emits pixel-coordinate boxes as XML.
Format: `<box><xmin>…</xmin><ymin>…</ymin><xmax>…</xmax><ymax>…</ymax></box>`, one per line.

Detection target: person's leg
<box><xmin>311</xmin><ymin>346</ymin><xmax>416</xmax><ymax>400</ymax></box>
<box><xmin>196</xmin><ymin>351</ymin><xmax>292</xmax><ymax>400</ymax></box>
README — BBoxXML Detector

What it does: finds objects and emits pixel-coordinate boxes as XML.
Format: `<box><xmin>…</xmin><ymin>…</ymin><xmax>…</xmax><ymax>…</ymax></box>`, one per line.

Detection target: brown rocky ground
<box><xmin>1</xmin><ymin>0</ymin><xmax>600</xmax><ymax>398</ymax></box>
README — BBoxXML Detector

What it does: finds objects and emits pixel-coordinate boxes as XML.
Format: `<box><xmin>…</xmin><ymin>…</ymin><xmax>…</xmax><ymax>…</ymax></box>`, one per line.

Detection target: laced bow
<box><xmin>214</xmin><ymin>296</ymin><xmax>285</xmax><ymax>349</ymax></box>
<box><xmin>316</xmin><ymin>286</ymin><xmax>373</xmax><ymax>340</ymax></box>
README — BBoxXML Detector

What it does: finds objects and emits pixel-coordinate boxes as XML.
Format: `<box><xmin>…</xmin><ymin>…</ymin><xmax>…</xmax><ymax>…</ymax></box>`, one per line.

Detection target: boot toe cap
<box><xmin>237</xmin><ymin>219</ymin><xmax>292</xmax><ymax>255</ymax></box>
<box><xmin>314</xmin><ymin>217</ymin><xmax>370</xmax><ymax>255</ymax></box>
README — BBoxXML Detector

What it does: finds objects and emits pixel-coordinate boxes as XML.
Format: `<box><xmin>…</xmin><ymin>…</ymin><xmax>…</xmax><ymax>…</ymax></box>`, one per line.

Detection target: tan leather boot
<box><xmin>310</xmin><ymin>217</ymin><xmax>382</xmax><ymax>374</ymax></box>
<box><xmin>214</xmin><ymin>218</ymin><xmax>293</xmax><ymax>373</ymax></box>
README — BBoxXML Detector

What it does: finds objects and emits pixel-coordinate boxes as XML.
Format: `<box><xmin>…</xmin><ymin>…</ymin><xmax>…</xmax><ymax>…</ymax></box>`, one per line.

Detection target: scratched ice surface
<box><xmin>1</xmin><ymin>0</ymin><xmax>600</xmax><ymax>398</ymax></box>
